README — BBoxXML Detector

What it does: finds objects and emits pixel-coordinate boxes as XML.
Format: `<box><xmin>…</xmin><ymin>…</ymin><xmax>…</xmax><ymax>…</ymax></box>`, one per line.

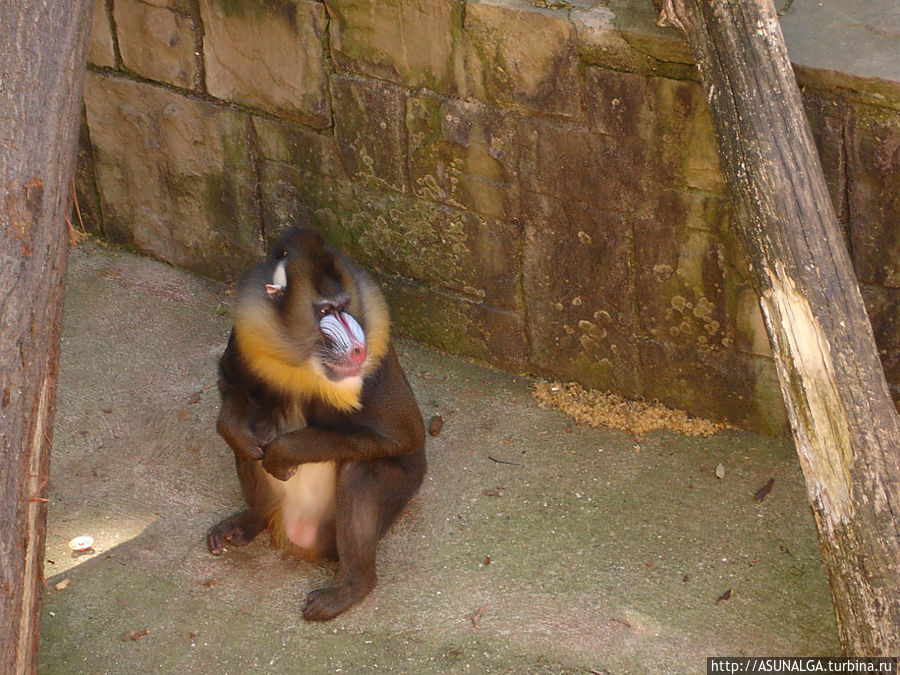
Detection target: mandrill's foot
<box><xmin>206</xmin><ymin>510</ymin><xmax>266</xmax><ymax>555</ymax></box>
<box><xmin>302</xmin><ymin>577</ymin><xmax>376</xmax><ymax>621</ymax></box>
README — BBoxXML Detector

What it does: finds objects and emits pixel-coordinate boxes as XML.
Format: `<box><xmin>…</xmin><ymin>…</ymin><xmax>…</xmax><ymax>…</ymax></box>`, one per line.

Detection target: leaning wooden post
<box><xmin>652</xmin><ymin>0</ymin><xmax>900</xmax><ymax>654</ymax></box>
<box><xmin>0</xmin><ymin>2</ymin><xmax>93</xmax><ymax>672</ymax></box>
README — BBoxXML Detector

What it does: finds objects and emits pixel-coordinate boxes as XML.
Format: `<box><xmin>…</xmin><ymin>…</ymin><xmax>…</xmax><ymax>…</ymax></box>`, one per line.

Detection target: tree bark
<box><xmin>0</xmin><ymin>2</ymin><xmax>93</xmax><ymax>672</ymax></box>
<box><xmin>652</xmin><ymin>0</ymin><xmax>900</xmax><ymax>655</ymax></box>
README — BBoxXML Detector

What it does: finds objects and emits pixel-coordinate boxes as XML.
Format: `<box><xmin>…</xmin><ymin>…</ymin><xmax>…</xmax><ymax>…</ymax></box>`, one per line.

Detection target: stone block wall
<box><xmin>76</xmin><ymin>0</ymin><xmax>900</xmax><ymax>434</ymax></box>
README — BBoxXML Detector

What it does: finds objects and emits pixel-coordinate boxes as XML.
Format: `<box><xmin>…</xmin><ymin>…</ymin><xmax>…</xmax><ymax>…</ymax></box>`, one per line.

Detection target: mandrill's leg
<box><xmin>302</xmin><ymin>454</ymin><xmax>423</xmax><ymax>621</ymax></box>
<box><xmin>208</xmin><ymin>450</ymin><xmax>281</xmax><ymax>555</ymax></box>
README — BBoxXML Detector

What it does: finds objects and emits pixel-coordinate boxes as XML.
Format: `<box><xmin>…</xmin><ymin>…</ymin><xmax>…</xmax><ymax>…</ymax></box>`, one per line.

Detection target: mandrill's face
<box><xmin>231</xmin><ymin>226</ymin><xmax>389</xmax><ymax>409</ymax></box>
<box><xmin>264</xmin><ymin>233</ymin><xmax>368</xmax><ymax>382</ymax></box>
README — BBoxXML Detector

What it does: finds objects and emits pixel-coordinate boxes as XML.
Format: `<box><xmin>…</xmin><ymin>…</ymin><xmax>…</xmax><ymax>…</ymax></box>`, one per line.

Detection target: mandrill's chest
<box><xmin>263</xmin><ymin>392</ymin><xmax>360</xmax><ymax>438</ymax></box>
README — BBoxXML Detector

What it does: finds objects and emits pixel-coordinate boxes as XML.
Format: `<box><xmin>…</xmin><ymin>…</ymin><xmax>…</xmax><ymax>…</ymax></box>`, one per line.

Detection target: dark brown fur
<box><xmin>206</xmin><ymin>227</ymin><xmax>426</xmax><ymax>621</ymax></box>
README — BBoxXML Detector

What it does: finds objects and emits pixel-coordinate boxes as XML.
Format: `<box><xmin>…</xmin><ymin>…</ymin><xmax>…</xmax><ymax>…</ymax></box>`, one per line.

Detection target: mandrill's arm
<box><xmin>217</xmin><ymin>393</ymin><xmax>268</xmax><ymax>462</ymax></box>
<box><xmin>262</xmin><ymin>348</ymin><xmax>425</xmax><ymax>481</ymax></box>
<box><xmin>263</xmin><ymin>427</ymin><xmax>414</xmax><ymax>480</ymax></box>
<box><xmin>216</xmin><ymin>335</ymin><xmax>279</xmax><ymax>462</ymax></box>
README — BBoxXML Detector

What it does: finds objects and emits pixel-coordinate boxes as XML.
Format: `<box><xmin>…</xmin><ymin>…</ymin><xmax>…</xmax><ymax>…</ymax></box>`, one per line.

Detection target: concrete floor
<box><xmin>39</xmin><ymin>243</ymin><xmax>839</xmax><ymax>674</ymax></box>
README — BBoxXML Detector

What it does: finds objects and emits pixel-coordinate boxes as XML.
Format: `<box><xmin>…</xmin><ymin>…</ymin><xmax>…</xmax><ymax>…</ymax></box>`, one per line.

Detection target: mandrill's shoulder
<box><xmin>217</xmin><ymin>329</ymin><xmax>282</xmax><ymax>406</ymax></box>
<box><xmin>355</xmin><ymin>343</ymin><xmax>426</xmax><ymax>449</ymax></box>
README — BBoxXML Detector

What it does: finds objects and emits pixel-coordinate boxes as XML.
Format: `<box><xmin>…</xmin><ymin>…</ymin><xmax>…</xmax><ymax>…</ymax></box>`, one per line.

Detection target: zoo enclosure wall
<box><xmin>75</xmin><ymin>0</ymin><xmax>900</xmax><ymax>435</ymax></box>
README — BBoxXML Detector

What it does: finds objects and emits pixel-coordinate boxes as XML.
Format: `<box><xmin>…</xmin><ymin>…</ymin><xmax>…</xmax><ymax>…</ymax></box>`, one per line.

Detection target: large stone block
<box><xmin>848</xmin><ymin>106</ymin><xmax>900</xmax><ymax>287</ymax></box>
<box><xmin>89</xmin><ymin>0</ymin><xmax>116</xmax><ymax>68</ymax></box>
<box><xmin>664</xmin><ymin>187</ymin><xmax>731</xmax><ymax>235</ymax></box>
<box><xmin>331</xmin><ymin>186</ymin><xmax>522</xmax><ymax>308</ymax></box>
<box><xmin>585</xmin><ymin>71</ymin><xmax>721</xmax><ymax>193</ymax></box>
<box><xmin>200</xmin><ymin>0</ymin><xmax>330</xmax><ymax>127</ymax></box>
<box><xmin>585</xmin><ymin>70</ymin><xmax>728</xmax><ymax>233</ymax></box>
<box><xmin>384</xmin><ymin>275</ymin><xmax>528</xmax><ymax>371</ymax></box>
<box><xmin>803</xmin><ymin>91</ymin><xmax>850</xmax><ymax>234</ymax></box>
<box><xmin>259</xmin><ymin>159</ymin><xmax>522</xmax><ymax>308</ymax></box>
<box><xmin>572</xmin><ymin>0</ymin><xmax>696</xmax><ymax>80</ymax></box>
<box><xmin>258</xmin><ymin>161</ymin><xmax>353</xmax><ymax>243</ymax></box>
<box><xmin>136</xmin><ymin>0</ymin><xmax>195</xmax><ymax>10</ymax></box>
<box><xmin>585</xmin><ymin>67</ymin><xmax>651</xmax><ymax>139</ymax></box>
<box><xmin>330</xmin><ymin>75</ymin><xmax>409</xmax><ymax>192</ymax></box>
<box><xmin>115</xmin><ymin>0</ymin><xmax>198</xmax><ymax>89</ymax></box>
<box><xmin>522</xmin><ymin>190</ymin><xmax>640</xmax><ymax>395</ymax></box>
<box><xmin>407</xmin><ymin>93</ymin><xmax>520</xmax><ymax>218</ymax></box>
<box><xmin>638</xmin><ymin>340</ymin><xmax>787</xmax><ymax>435</ymax></box>
<box><xmin>462</xmin><ymin>0</ymin><xmax>581</xmax><ymax>118</ymax></box>
<box><xmin>643</xmin><ymin>75</ymin><xmax>724</xmax><ymax>193</ymax></box>
<box><xmin>83</xmin><ymin>72</ymin><xmax>259</xmax><ymax>280</ymax></box>
<box><xmin>861</xmin><ymin>284</ymin><xmax>900</xmax><ymax>405</ymax></box>
<box><xmin>735</xmin><ymin>286</ymin><xmax>773</xmax><ymax>359</ymax></box>
<box><xmin>252</xmin><ymin>116</ymin><xmax>345</xmax><ymax>178</ymax></box>
<box><xmin>518</xmin><ymin>118</ymin><xmax>646</xmax><ymax>213</ymax></box>
<box><xmin>326</xmin><ymin>0</ymin><xmax>464</xmax><ymax>95</ymax></box>
<box><xmin>253</xmin><ymin>115</ymin><xmax>348</xmax><ymax>243</ymax></box>
<box><xmin>634</xmin><ymin>204</ymin><xmax>731</xmax><ymax>350</ymax></box>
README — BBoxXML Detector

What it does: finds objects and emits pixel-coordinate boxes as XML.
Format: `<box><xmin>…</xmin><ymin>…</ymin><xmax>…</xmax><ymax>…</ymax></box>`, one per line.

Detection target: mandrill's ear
<box><xmin>265</xmin><ymin>258</ymin><xmax>287</xmax><ymax>300</ymax></box>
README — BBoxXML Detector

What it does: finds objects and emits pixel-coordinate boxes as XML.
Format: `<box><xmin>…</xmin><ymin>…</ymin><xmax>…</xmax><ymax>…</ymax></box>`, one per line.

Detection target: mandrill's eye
<box><xmin>314</xmin><ymin>295</ymin><xmax>351</xmax><ymax>319</ymax></box>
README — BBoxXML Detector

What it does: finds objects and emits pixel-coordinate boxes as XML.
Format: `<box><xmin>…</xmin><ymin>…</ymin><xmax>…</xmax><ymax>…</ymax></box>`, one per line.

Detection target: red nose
<box><xmin>349</xmin><ymin>343</ymin><xmax>367</xmax><ymax>365</ymax></box>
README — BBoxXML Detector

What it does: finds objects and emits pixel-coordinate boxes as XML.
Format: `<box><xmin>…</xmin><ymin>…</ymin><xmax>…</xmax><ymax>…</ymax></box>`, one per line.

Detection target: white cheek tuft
<box><xmin>266</xmin><ymin>260</ymin><xmax>288</xmax><ymax>298</ymax></box>
<box><xmin>272</xmin><ymin>259</ymin><xmax>287</xmax><ymax>288</ymax></box>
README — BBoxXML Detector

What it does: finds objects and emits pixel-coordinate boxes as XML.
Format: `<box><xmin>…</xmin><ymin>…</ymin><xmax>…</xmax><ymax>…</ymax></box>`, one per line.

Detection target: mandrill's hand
<box><xmin>217</xmin><ymin>407</ymin><xmax>271</xmax><ymax>462</ymax></box>
<box><xmin>261</xmin><ymin>436</ymin><xmax>299</xmax><ymax>481</ymax></box>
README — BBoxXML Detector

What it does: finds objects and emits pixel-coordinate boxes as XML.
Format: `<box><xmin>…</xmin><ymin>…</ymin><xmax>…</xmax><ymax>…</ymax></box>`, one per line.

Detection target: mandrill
<box><xmin>206</xmin><ymin>226</ymin><xmax>426</xmax><ymax>621</ymax></box>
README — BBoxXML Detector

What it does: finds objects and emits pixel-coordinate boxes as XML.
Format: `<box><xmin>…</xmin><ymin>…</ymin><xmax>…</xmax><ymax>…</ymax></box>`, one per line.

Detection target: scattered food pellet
<box><xmin>428</xmin><ymin>413</ymin><xmax>444</xmax><ymax>436</ymax></box>
<box><xmin>715</xmin><ymin>463</ymin><xmax>726</xmax><ymax>479</ymax></box>
<box><xmin>532</xmin><ymin>380</ymin><xmax>729</xmax><ymax>437</ymax></box>
<box><xmin>469</xmin><ymin>603</ymin><xmax>488</xmax><ymax>629</ymax></box>
<box><xmin>123</xmin><ymin>628</ymin><xmax>150</xmax><ymax>642</ymax></box>
<box><xmin>55</xmin><ymin>578</ymin><xmax>70</xmax><ymax>590</ymax></box>
<box><xmin>753</xmin><ymin>477</ymin><xmax>776</xmax><ymax>502</ymax></box>
<box><xmin>68</xmin><ymin>535</ymin><xmax>94</xmax><ymax>552</ymax></box>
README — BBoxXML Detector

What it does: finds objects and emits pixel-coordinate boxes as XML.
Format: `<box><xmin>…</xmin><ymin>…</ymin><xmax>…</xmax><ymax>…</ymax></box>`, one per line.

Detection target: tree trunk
<box><xmin>652</xmin><ymin>0</ymin><xmax>900</xmax><ymax>655</ymax></box>
<box><xmin>0</xmin><ymin>2</ymin><xmax>93</xmax><ymax>672</ymax></box>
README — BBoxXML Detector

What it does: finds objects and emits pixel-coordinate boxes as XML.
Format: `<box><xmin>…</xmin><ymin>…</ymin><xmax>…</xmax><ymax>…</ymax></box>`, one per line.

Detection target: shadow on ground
<box><xmin>39</xmin><ymin>243</ymin><xmax>838</xmax><ymax>674</ymax></box>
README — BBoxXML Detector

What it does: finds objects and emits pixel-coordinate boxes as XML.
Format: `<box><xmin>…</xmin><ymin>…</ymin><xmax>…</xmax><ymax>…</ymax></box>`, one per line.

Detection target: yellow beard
<box><xmin>231</xmin><ymin>279</ymin><xmax>389</xmax><ymax>413</ymax></box>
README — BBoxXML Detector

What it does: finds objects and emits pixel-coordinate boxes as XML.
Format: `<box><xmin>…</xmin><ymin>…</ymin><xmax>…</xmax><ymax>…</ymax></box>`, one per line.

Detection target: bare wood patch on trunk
<box><xmin>762</xmin><ymin>263</ymin><xmax>853</xmax><ymax>531</ymax></box>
